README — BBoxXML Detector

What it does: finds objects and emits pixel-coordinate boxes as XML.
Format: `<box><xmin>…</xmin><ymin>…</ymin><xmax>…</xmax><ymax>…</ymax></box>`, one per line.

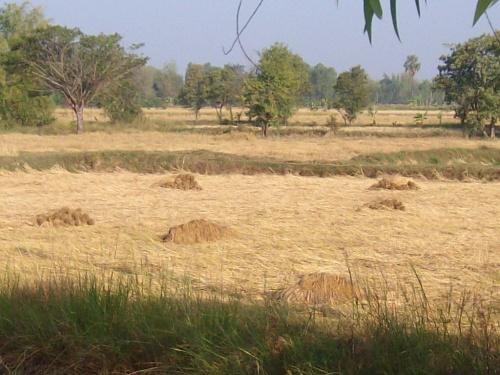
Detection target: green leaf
<box><xmin>369</xmin><ymin>0</ymin><xmax>383</xmax><ymax>19</ymax></box>
<box><xmin>390</xmin><ymin>0</ymin><xmax>401</xmax><ymax>41</ymax></box>
<box><xmin>473</xmin><ymin>0</ymin><xmax>499</xmax><ymax>25</ymax></box>
<box><xmin>363</xmin><ymin>0</ymin><xmax>375</xmax><ymax>43</ymax></box>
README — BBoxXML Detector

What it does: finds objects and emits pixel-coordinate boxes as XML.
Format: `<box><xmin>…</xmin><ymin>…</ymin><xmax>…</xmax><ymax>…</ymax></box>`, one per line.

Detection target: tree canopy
<box><xmin>307</xmin><ymin>63</ymin><xmax>337</xmax><ymax>108</ymax></box>
<box><xmin>11</xmin><ymin>25</ymin><xmax>147</xmax><ymax>133</ymax></box>
<box><xmin>404</xmin><ymin>55</ymin><xmax>421</xmax><ymax>79</ymax></box>
<box><xmin>435</xmin><ymin>33</ymin><xmax>499</xmax><ymax>137</ymax></box>
<box><xmin>334</xmin><ymin>66</ymin><xmax>373</xmax><ymax>125</ymax></box>
<box><xmin>181</xmin><ymin>63</ymin><xmax>209</xmax><ymax>120</ymax></box>
<box><xmin>0</xmin><ymin>1</ymin><xmax>53</xmax><ymax>128</ymax></box>
<box><xmin>243</xmin><ymin>43</ymin><xmax>309</xmax><ymax>135</ymax></box>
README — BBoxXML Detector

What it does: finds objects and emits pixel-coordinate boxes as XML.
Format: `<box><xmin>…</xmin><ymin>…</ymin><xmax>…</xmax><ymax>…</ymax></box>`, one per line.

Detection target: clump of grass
<box><xmin>0</xmin><ymin>273</ymin><xmax>496</xmax><ymax>374</ymax></box>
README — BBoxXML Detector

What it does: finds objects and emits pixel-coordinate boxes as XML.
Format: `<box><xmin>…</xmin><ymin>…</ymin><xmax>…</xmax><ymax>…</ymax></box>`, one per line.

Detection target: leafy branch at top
<box><xmin>362</xmin><ymin>0</ymin><xmax>498</xmax><ymax>43</ymax></box>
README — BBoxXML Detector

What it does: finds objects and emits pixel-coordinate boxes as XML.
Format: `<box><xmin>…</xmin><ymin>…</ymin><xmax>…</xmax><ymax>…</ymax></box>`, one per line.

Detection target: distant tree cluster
<box><xmin>178</xmin><ymin>63</ymin><xmax>247</xmax><ymax>123</ymax></box>
<box><xmin>0</xmin><ymin>1</ymin><xmax>497</xmax><ymax>138</ymax></box>
<box><xmin>133</xmin><ymin>63</ymin><xmax>184</xmax><ymax>108</ymax></box>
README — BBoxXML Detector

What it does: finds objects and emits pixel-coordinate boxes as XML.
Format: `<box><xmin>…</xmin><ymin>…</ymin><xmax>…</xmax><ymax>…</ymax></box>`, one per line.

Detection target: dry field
<box><xmin>1</xmin><ymin>111</ymin><xmax>499</xmax><ymax>312</ymax></box>
<box><xmin>0</xmin><ymin>170</ymin><xmax>498</xmax><ymax>306</ymax></box>
<box><xmin>2</xmin><ymin>131</ymin><xmax>498</xmax><ymax>162</ymax></box>
<box><xmin>54</xmin><ymin>107</ymin><xmax>460</xmax><ymax>127</ymax></box>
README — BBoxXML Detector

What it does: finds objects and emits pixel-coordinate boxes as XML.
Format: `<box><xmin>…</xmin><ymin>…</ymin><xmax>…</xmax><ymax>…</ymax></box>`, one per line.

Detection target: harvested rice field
<box><xmin>1</xmin><ymin>170</ymin><xmax>498</xmax><ymax>305</ymax></box>
<box><xmin>2</xmin><ymin>131</ymin><xmax>498</xmax><ymax>161</ymax></box>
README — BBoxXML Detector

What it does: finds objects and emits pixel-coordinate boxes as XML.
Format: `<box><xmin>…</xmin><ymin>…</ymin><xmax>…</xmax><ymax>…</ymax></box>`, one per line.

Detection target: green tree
<box><xmin>243</xmin><ymin>43</ymin><xmax>309</xmax><ymax>136</ymax></box>
<box><xmin>308</xmin><ymin>63</ymin><xmax>337</xmax><ymax>108</ymax></box>
<box><xmin>0</xmin><ymin>1</ymin><xmax>47</xmax><ymax>48</ymax></box>
<box><xmin>0</xmin><ymin>1</ymin><xmax>53</xmax><ymax>128</ymax></box>
<box><xmin>404</xmin><ymin>55</ymin><xmax>421</xmax><ymax>80</ymax></box>
<box><xmin>334</xmin><ymin>66</ymin><xmax>372</xmax><ymax>125</ymax></box>
<box><xmin>134</xmin><ymin>63</ymin><xmax>184</xmax><ymax>108</ymax></box>
<box><xmin>205</xmin><ymin>64</ymin><xmax>246</xmax><ymax>124</ymax></box>
<box><xmin>434</xmin><ymin>33</ymin><xmax>499</xmax><ymax>138</ymax></box>
<box><xmin>403</xmin><ymin>54</ymin><xmax>421</xmax><ymax>98</ymax></box>
<box><xmin>134</xmin><ymin>66</ymin><xmax>159</xmax><ymax>107</ymax></box>
<box><xmin>11</xmin><ymin>25</ymin><xmax>147</xmax><ymax>133</ymax></box>
<box><xmin>181</xmin><ymin>63</ymin><xmax>208</xmax><ymax>121</ymax></box>
<box><xmin>98</xmin><ymin>80</ymin><xmax>143</xmax><ymax>124</ymax></box>
<box><xmin>154</xmin><ymin>62</ymin><xmax>184</xmax><ymax>102</ymax></box>
<box><xmin>377</xmin><ymin>74</ymin><xmax>404</xmax><ymax>104</ymax></box>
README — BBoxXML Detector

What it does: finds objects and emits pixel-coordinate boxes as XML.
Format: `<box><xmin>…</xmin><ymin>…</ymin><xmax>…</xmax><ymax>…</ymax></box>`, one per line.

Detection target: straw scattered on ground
<box><xmin>367</xmin><ymin>198</ymin><xmax>406</xmax><ymax>211</ymax></box>
<box><xmin>153</xmin><ymin>174</ymin><xmax>202</xmax><ymax>191</ymax></box>
<box><xmin>272</xmin><ymin>273</ymin><xmax>356</xmax><ymax>306</ymax></box>
<box><xmin>161</xmin><ymin>219</ymin><xmax>231</xmax><ymax>244</ymax></box>
<box><xmin>370</xmin><ymin>176</ymin><xmax>420</xmax><ymax>190</ymax></box>
<box><xmin>35</xmin><ymin>207</ymin><xmax>95</xmax><ymax>227</ymax></box>
<box><xmin>1</xmin><ymin>172</ymin><xmax>499</xmax><ymax>304</ymax></box>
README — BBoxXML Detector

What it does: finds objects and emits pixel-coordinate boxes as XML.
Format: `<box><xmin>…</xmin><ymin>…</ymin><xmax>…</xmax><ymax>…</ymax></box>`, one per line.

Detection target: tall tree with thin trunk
<box><xmin>11</xmin><ymin>26</ymin><xmax>147</xmax><ymax>133</ymax></box>
<box><xmin>182</xmin><ymin>63</ymin><xmax>208</xmax><ymax>121</ymax></box>
<box><xmin>403</xmin><ymin>54</ymin><xmax>421</xmax><ymax>98</ymax></box>
<box><xmin>403</xmin><ymin>55</ymin><xmax>421</xmax><ymax>80</ymax></box>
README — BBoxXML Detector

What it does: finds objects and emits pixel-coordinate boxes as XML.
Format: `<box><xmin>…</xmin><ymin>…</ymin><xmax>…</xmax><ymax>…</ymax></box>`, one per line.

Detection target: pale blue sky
<box><xmin>17</xmin><ymin>0</ymin><xmax>500</xmax><ymax>79</ymax></box>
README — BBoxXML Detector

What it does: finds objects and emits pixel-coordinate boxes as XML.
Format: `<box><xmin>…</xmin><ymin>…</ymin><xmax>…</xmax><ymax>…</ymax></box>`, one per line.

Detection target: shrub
<box><xmin>100</xmin><ymin>80</ymin><xmax>143</xmax><ymax>124</ymax></box>
<box><xmin>0</xmin><ymin>83</ymin><xmax>55</xmax><ymax>128</ymax></box>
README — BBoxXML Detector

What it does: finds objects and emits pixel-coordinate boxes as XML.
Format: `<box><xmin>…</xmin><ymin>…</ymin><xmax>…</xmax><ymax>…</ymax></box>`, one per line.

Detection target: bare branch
<box><xmin>234</xmin><ymin>0</ymin><xmax>259</xmax><ymax>70</ymax></box>
<box><xmin>223</xmin><ymin>0</ymin><xmax>264</xmax><ymax>56</ymax></box>
<box><xmin>485</xmin><ymin>12</ymin><xmax>500</xmax><ymax>43</ymax></box>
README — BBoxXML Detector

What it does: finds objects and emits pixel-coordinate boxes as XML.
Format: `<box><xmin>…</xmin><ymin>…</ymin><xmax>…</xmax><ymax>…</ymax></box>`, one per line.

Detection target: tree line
<box><xmin>0</xmin><ymin>1</ymin><xmax>497</xmax><ymax>138</ymax></box>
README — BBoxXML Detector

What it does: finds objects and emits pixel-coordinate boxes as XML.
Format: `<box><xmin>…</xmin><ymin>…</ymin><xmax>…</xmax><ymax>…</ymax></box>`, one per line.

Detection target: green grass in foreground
<box><xmin>0</xmin><ymin>275</ymin><xmax>497</xmax><ymax>374</ymax></box>
<box><xmin>1</xmin><ymin>147</ymin><xmax>500</xmax><ymax>180</ymax></box>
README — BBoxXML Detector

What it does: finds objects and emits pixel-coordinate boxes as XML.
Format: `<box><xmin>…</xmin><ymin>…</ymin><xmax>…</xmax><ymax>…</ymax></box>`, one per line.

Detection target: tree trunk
<box><xmin>73</xmin><ymin>105</ymin><xmax>84</xmax><ymax>134</ymax></box>
<box><xmin>490</xmin><ymin>118</ymin><xmax>496</xmax><ymax>139</ymax></box>
<box><xmin>229</xmin><ymin>106</ymin><xmax>234</xmax><ymax>124</ymax></box>
<box><xmin>215</xmin><ymin>105</ymin><xmax>223</xmax><ymax>124</ymax></box>
<box><xmin>262</xmin><ymin>122</ymin><xmax>268</xmax><ymax>137</ymax></box>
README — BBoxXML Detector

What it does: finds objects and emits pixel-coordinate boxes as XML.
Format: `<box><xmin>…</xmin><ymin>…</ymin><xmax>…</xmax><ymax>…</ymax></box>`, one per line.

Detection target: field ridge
<box><xmin>1</xmin><ymin>147</ymin><xmax>499</xmax><ymax>180</ymax></box>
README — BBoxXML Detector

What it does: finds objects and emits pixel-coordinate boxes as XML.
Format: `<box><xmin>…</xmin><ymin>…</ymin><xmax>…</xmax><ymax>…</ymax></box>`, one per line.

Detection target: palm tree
<box><xmin>404</xmin><ymin>55</ymin><xmax>421</xmax><ymax>99</ymax></box>
<box><xmin>403</xmin><ymin>55</ymin><xmax>421</xmax><ymax>80</ymax></box>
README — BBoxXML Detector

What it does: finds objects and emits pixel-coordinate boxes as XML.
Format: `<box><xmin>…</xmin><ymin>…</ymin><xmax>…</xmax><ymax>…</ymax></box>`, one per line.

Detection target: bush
<box><xmin>100</xmin><ymin>80</ymin><xmax>143</xmax><ymax>124</ymax></box>
<box><xmin>0</xmin><ymin>84</ymin><xmax>55</xmax><ymax>128</ymax></box>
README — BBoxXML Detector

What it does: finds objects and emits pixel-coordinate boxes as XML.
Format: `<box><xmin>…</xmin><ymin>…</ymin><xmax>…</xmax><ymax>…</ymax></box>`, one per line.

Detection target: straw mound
<box><xmin>35</xmin><ymin>207</ymin><xmax>95</xmax><ymax>227</ymax></box>
<box><xmin>367</xmin><ymin>198</ymin><xmax>405</xmax><ymax>211</ymax></box>
<box><xmin>273</xmin><ymin>273</ymin><xmax>356</xmax><ymax>306</ymax></box>
<box><xmin>161</xmin><ymin>219</ymin><xmax>231</xmax><ymax>244</ymax></box>
<box><xmin>370</xmin><ymin>176</ymin><xmax>419</xmax><ymax>191</ymax></box>
<box><xmin>153</xmin><ymin>174</ymin><xmax>202</xmax><ymax>191</ymax></box>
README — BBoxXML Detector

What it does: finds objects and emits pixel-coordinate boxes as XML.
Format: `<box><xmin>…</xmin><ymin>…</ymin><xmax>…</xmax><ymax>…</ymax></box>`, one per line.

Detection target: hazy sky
<box><xmin>20</xmin><ymin>0</ymin><xmax>500</xmax><ymax>79</ymax></box>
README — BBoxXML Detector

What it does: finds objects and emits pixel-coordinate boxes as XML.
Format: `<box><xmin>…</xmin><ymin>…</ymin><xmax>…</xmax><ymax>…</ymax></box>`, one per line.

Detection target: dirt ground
<box><xmin>1</xmin><ymin>170</ymin><xmax>498</xmax><ymax>304</ymax></box>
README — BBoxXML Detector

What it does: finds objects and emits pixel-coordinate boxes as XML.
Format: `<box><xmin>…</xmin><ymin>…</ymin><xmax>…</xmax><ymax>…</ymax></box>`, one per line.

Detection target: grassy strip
<box><xmin>1</xmin><ymin>148</ymin><xmax>500</xmax><ymax>180</ymax></box>
<box><xmin>352</xmin><ymin>147</ymin><xmax>500</xmax><ymax>166</ymax></box>
<box><xmin>0</xmin><ymin>275</ymin><xmax>497</xmax><ymax>374</ymax></box>
<box><xmin>0</xmin><ymin>120</ymin><xmax>464</xmax><ymax>138</ymax></box>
